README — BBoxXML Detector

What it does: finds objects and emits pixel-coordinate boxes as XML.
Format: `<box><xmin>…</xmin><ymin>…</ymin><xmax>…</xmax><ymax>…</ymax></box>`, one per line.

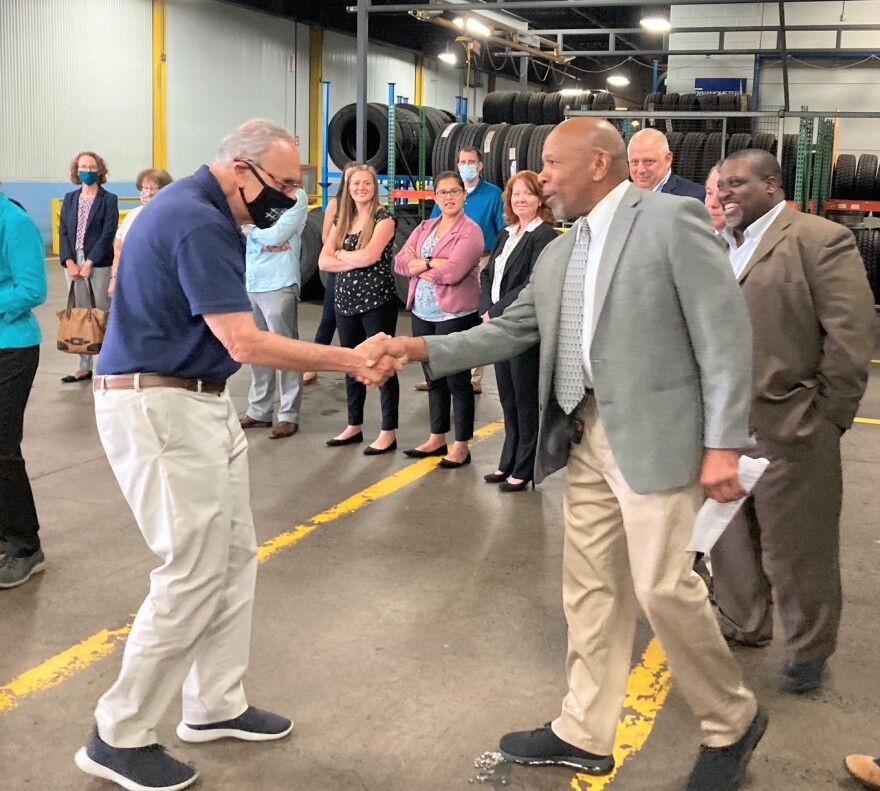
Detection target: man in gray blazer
<box><xmin>374</xmin><ymin>118</ymin><xmax>765</xmax><ymax>791</ymax></box>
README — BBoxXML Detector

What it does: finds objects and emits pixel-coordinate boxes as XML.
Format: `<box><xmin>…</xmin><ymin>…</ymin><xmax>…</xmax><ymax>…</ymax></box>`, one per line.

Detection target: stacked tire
<box><xmin>328</xmin><ymin>103</ymin><xmax>456</xmax><ymax>176</ymax></box>
<box><xmin>832</xmin><ymin>154</ymin><xmax>879</xmax><ymax>200</ymax></box>
<box><xmin>483</xmin><ymin>90</ymin><xmax>616</xmax><ymax>125</ymax></box>
<box><xmin>853</xmin><ymin>228</ymin><xmax>880</xmax><ymax>305</ymax></box>
<box><xmin>643</xmin><ymin>92</ymin><xmax>753</xmax><ymax>133</ymax></box>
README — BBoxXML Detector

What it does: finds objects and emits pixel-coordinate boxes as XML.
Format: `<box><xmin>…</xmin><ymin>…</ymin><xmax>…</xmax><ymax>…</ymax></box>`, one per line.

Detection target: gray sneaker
<box><xmin>74</xmin><ymin>727</ymin><xmax>198</xmax><ymax>791</ymax></box>
<box><xmin>176</xmin><ymin>706</ymin><xmax>293</xmax><ymax>743</ymax></box>
<box><xmin>0</xmin><ymin>549</ymin><xmax>45</xmax><ymax>589</ymax></box>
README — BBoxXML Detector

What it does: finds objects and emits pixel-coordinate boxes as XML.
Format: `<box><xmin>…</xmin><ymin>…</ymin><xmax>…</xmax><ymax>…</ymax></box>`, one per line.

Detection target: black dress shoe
<box><xmin>438</xmin><ymin>452</ymin><xmax>471</xmax><ymax>469</ymax></box>
<box><xmin>326</xmin><ymin>432</ymin><xmax>363</xmax><ymax>447</ymax></box>
<box><xmin>499</xmin><ymin>478</ymin><xmax>534</xmax><ymax>492</ymax></box>
<box><xmin>779</xmin><ymin>659</ymin><xmax>825</xmax><ymax>694</ymax></box>
<box><xmin>61</xmin><ymin>371</ymin><xmax>93</xmax><ymax>384</ymax></box>
<box><xmin>363</xmin><ymin>440</ymin><xmax>397</xmax><ymax>456</ymax></box>
<box><xmin>686</xmin><ymin>707</ymin><xmax>768</xmax><ymax>791</ymax></box>
<box><xmin>403</xmin><ymin>445</ymin><xmax>448</xmax><ymax>458</ymax></box>
<box><xmin>483</xmin><ymin>471</ymin><xmax>509</xmax><ymax>484</ymax></box>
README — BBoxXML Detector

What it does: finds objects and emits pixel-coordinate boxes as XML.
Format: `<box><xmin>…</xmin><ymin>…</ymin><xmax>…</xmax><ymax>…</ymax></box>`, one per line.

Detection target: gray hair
<box><xmin>216</xmin><ymin>118</ymin><xmax>294</xmax><ymax>163</ymax></box>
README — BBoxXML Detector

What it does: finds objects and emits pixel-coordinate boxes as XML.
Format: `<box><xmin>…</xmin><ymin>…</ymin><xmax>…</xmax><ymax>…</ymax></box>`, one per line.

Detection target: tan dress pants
<box><xmin>552</xmin><ymin>399</ymin><xmax>757</xmax><ymax>755</ymax></box>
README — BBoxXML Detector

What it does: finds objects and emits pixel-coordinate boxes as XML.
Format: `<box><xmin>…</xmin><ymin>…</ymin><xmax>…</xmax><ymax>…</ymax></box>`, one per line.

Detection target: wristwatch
<box><xmin>424</xmin><ymin>256</ymin><xmax>432</xmax><ymax>269</ymax></box>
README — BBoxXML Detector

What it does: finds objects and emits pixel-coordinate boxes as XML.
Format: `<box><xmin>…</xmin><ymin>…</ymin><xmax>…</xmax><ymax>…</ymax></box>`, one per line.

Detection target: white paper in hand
<box><xmin>687</xmin><ymin>456</ymin><xmax>770</xmax><ymax>554</ymax></box>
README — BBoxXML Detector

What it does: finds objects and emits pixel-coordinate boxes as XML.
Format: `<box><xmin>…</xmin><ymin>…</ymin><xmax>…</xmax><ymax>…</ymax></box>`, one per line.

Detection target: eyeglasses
<box><xmin>79</xmin><ymin>165</ymin><xmax>98</xmax><ymax>172</ymax></box>
<box><xmin>240</xmin><ymin>160</ymin><xmax>302</xmax><ymax>196</ymax></box>
<box><xmin>435</xmin><ymin>188</ymin><xmax>464</xmax><ymax>198</ymax></box>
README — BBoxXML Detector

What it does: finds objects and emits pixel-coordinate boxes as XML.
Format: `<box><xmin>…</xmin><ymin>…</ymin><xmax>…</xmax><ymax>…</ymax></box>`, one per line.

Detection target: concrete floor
<box><xmin>1</xmin><ymin>263</ymin><xmax>879</xmax><ymax>791</ymax></box>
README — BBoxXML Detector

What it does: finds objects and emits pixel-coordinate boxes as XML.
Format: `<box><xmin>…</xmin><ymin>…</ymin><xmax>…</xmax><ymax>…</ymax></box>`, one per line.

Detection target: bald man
<box><xmin>377</xmin><ymin>118</ymin><xmax>765</xmax><ymax>790</ymax></box>
<box><xmin>628</xmin><ymin>127</ymin><xmax>706</xmax><ymax>200</ymax></box>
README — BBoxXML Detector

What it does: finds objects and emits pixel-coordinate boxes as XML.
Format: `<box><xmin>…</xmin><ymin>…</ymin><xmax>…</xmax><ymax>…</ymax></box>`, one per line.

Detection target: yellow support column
<box><xmin>152</xmin><ymin>0</ymin><xmax>168</xmax><ymax>170</ymax></box>
<box><xmin>414</xmin><ymin>55</ymin><xmax>424</xmax><ymax>106</ymax></box>
<box><xmin>308</xmin><ymin>25</ymin><xmax>324</xmax><ymax>179</ymax></box>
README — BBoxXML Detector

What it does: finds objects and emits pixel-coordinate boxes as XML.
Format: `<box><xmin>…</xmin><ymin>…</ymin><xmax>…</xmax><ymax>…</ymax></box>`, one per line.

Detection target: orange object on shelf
<box><xmin>824</xmin><ymin>200</ymin><xmax>880</xmax><ymax>212</ymax></box>
<box><xmin>391</xmin><ymin>189</ymin><xmax>434</xmax><ymax>200</ymax></box>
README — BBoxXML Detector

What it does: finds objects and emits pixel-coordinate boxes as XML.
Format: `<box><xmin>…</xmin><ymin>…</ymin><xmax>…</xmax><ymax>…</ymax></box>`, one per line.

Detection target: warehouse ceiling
<box><xmin>222</xmin><ymin>0</ymin><xmax>667</xmax><ymax>89</ymax></box>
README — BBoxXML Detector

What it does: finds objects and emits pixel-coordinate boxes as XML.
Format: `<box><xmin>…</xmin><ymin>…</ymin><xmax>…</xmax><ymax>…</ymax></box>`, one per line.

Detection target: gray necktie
<box><xmin>554</xmin><ymin>218</ymin><xmax>591</xmax><ymax>414</ymax></box>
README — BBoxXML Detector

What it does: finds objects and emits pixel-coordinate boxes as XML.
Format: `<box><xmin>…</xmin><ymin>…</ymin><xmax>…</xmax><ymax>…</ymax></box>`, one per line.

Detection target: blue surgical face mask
<box><xmin>79</xmin><ymin>170</ymin><xmax>98</xmax><ymax>186</ymax></box>
<box><xmin>458</xmin><ymin>164</ymin><xmax>479</xmax><ymax>183</ymax></box>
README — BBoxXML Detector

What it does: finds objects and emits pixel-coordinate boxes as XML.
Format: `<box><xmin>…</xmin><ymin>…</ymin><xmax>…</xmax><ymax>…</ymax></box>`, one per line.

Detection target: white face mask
<box><xmin>458</xmin><ymin>164</ymin><xmax>479</xmax><ymax>182</ymax></box>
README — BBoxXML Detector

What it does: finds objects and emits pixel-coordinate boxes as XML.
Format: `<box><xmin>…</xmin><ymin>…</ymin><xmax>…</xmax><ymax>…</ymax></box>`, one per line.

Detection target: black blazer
<box><xmin>480</xmin><ymin>221</ymin><xmax>559</xmax><ymax>317</ymax></box>
<box><xmin>59</xmin><ymin>186</ymin><xmax>119</xmax><ymax>267</ymax></box>
<box><xmin>661</xmin><ymin>173</ymin><xmax>706</xmax><ymax>201</ymax></box>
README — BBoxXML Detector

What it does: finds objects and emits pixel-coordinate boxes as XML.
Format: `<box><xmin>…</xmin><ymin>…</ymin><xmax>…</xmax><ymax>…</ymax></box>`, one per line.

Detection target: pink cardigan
<box><xmin>393</xmin><ymin>212</ymin><xmax>484</xmax><ymax>314</ymax></box>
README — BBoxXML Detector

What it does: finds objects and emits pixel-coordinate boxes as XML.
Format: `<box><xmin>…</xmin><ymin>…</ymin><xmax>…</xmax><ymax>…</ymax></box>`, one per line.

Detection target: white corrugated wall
<box><xmin>165</xmin><ymin>0</ymin><xmax>309</xmax><ymax>175</ymax></box>
<box><xmin>0</xmin><ymin>0</ymin><xmax>152</xmax><ymax>180</ymax></box>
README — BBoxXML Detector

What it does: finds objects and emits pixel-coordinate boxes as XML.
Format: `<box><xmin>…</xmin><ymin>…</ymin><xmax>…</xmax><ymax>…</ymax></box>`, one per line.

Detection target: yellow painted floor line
<box><xmin>571</xmin><ymin>638</ymin><xmax>671</xmax><ymax>790</ymax></box>
<box><xmin>855</xmin><ymin>417</ymin><xmax>880</xmax><ymax>425</ymax></box>
<box><xmin>0</xmin><ymin>421</ymin><xmax>502</xmax><ymax>715</ymax></box>
<box><xmin>872</xmin><ymin>359</ymin><xmax>880</xmax><ymax>364</ymax></box>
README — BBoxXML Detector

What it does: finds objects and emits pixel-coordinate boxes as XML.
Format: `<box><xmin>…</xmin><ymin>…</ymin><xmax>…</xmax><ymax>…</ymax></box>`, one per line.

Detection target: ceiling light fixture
<box><xmin>439</xmin><ymin>41</ymin><xmax>457</xmax><ymax>65</ymax></box>
<box><xmin>607</xmin><ymin>74</ymin><xmax>630</xmax><ymax>87</ymax></box>
<box><xmin>640</xmin><ymin>16</ymin><xmax>672</xmax><ymax>33</ymax></box>
<box><xmin>465</xmin><ymin>17</ymin><xmax>491</xmax><ymax>38</ymax></box>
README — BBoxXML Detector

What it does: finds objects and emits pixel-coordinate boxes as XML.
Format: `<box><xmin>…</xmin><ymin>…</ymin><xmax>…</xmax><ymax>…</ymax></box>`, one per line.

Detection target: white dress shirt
<box><xmin>581</xmin><ymin>179</ymin><xmax>631</xmax><ymax>386</ymax></box>
<box><xmin>490</xmin><ymin>217</ymin><xmax>543</xmax><ymax>304</ymax></box>
<box><xmin>652</xmin><ymin>168</ymin><xmax>673</xmax><ymax>193</ymax></box>
<box><xmin>721</xmin><ymin>201</ymin><xmax>786</xmax><ymax>279</ymax></box>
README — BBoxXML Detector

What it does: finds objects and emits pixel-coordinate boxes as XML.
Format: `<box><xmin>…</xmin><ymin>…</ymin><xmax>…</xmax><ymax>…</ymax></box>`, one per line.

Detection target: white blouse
<box><xmin>490</xmin><ymin>217</ymin><xmax>543</xmax><ymax>304</ymax></box>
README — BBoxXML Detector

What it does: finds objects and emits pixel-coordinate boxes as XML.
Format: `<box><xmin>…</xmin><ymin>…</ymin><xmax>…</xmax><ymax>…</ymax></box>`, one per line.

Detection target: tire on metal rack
<box><xmin>782</xmin><ymin>134</ymin><xmax>798</xmax><ymax>199</ymax></box>
<box><xmin>481</xmin><ymin>123</ymin><xmax>511</xmax><ymax>189</ymax></box>
<box><xmin>527</xmin><ymin>91</ymin><xmax>546</xmax><ymax>123</ymax></box>
<box><xmin>482</xmin><ymin>92</ymin><xmax>508</xmax><ymax>124</ymax></box>
<box><xmin>328</xmin><ymin>102</ymin><xmax>392</xmax><ymax>172</ymax></box>
<box><xmin>727</xmin><ymin>133</ymin><xmax>753</xmax><ymax>154</ymax></box>
<box><xmin>299</xmin><ymin>207</ymin><xmax>325</xmax><ymax>299</ymax></box>
<box><xmin>665</xmin><ymin>131</ymin><xmax>685</xmax><ymax>176</ymax></box>
<box><xmin>392</xmin><ymin>210</ymin><xmax>420</xmax><ymax>305</ymax></box>
<box><xmin>753</xmin><ymin>133</ymin><xmax>777</xmax><ymax>155</ymax></box>
<box><xmin>699</xmin><ymin>93</ymin><xmax>720</xmax><ymax>132</ymax></box>
<box><xmin>730</xmin><ymin>94</ymin><xmax>752</xmax><ymax>133</ymax></box>
<box><xmin>501</xmin><ymin>124</ymin><xmax>537</xmax><ymax>186</ymax></box>
<box><xmin>541</xmin><ymin>92</ymin><xmax>559</xmax><ymax>125</ymax></box>
<box><xmin>680</xmin><ymin>132</ymin><xmax>707</xmax><ymax>183</ymax></box>
<box><xmin>458</xmin><ymin>122</ymin><xmax>491</xmax><ymax>159</ymax></box>
<box><xmin>677</xmin><ymin>92</ymin><xmax>699</xmax><ymax>132</ymax></box>
<box><xmin>701</xmin><ymin>132</ymin><xmax>724</xmax><ymax>182</ymax></box>
<box><xmin>592</xmin><ymin>91</ymin><xmax>616</xmax><ymax>112</ymax></box>
<box><xmin>854</xmin><ymin>154</ymin><xmax>878</xmax><ymax>200</ymax></box>
<box><xmin>526</xmin><ymin>125</ymin><xmax>555</xmax><ymax>173</ymax></box>
<box><xmin>831</xmin><ymin>154</ymin><xmax>857</xmax><ymax>199</ymax></box>
<box><xmin>512</xmin><ymin>92</ymin><xmax>533</xmax><ymax>125</ymax></box>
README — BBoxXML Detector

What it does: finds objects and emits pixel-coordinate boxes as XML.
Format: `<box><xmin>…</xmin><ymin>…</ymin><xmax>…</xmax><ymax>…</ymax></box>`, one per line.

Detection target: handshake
<box><xmin>351</xmin><ymin>334</ymin><xmax>424</xmax><ymax>387</ymax></box>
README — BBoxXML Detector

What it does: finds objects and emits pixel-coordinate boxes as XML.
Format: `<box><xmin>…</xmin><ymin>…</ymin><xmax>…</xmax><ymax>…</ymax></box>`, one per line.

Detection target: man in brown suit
<box><xmin>714</xmin><ymin>149</ymin><xmax>875</xmax><ymax>693</ymax></box>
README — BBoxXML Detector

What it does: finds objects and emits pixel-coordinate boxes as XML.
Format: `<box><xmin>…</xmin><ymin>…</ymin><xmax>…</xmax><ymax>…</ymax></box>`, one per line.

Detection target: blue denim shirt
<box><xmin>0</xmin><ymin>193</ymin><xmax>47</xmax><ymax>349</ymax></box>
<box><xmin>244</xmin><ymin>189</ymin><xmax>308</xmax><ymax>293</ymax></box>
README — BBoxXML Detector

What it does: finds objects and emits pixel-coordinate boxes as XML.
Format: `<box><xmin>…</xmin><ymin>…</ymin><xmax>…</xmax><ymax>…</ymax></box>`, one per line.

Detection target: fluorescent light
<box><xmin>452</xmin><ymin>16</ymin><xmax>464</xmax><ymax>29</ymax></box>
<box><xmin>640</xmin><ymin>16</ymin><xmax>672</xmax><ymax>33</ymax></box>
<box><xmin>465</xmin><ymin>17</ymin><xmax>491</xmax><ymax>37</ymax></box>
<box><xmin>607</xmin><ymin>75</ymin><xmax>630</xmax><ymax>88</ymax></box>
<box><xmin>439</xmin><ymin>51</ymin><xmax>457</xmax><ymax>65</ymax></box>
<box><xmin>559</xmin><ymin>88</ymin><xmax>584</xmax><ymax>96</ymax></box>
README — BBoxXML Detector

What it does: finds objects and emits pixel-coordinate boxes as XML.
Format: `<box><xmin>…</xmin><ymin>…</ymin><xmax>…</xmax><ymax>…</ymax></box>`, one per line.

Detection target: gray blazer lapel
<box><xmin>592</xmin><ymin>186</ymin><xmax>640</xmax><ymax>334</ymax></box>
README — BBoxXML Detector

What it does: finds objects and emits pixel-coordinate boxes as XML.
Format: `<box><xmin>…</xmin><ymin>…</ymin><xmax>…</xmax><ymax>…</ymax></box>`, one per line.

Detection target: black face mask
<box><xmin>239</xmin><ymin>162</ymin><xmax>296</xmax><ymax>228</ymax></box>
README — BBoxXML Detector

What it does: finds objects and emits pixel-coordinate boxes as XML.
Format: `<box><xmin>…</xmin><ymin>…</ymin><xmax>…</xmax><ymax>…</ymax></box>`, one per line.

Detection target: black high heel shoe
<box><xmin>498</xmin><ymin>478</ymin><xmax>534</xmax><ymax>492</ymax></box>
<box><xmin>483</xmin><ymin>471</ymin><xmax>509</xmax><ymax>484</ymax></box>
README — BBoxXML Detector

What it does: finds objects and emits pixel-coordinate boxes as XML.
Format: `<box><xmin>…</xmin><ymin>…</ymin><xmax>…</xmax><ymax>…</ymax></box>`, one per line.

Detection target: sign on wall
<box><xmin>694</xmin><ymin>78</ymin><xmax>747</xmax><ymax>95</ymax></box>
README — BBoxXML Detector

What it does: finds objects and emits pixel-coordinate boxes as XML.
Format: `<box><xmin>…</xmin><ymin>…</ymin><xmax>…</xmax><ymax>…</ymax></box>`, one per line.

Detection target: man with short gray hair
<box><xmin>75</xmin><ymin>118</ymin><xmax>400</xmax><ymax>791</ymax></box>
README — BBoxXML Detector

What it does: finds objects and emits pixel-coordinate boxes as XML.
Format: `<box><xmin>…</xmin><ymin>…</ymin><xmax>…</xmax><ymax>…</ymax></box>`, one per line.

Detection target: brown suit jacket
<box><xmin>738</xmin><ymin>205</ymin><xmax>875</xmax><ymax>444</ymax></box>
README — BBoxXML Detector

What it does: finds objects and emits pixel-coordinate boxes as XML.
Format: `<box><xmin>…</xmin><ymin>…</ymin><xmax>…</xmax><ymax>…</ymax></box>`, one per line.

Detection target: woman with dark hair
<box><xmin>318</xmin><ymin>164</ymin><xmax>399</xmax><ymax>455</ymax></box>
<box><xmin>480</xmin><ymin>170</ymin><xmax>557</xmax><ymax>492</ymax></box>
<box><xmin>58</xmin><ymin>151</ymin><xmax>118</xmax><ymax>382</ymax></box>
<box><xmin>109</xmin><ymin>167</ymin><xmax>173</xmax><ymax>297</ymax></box>
<box><xmin>394</xmin><ymin>170</ymin><xmax>484</xmax><ymax>468</ymax></box>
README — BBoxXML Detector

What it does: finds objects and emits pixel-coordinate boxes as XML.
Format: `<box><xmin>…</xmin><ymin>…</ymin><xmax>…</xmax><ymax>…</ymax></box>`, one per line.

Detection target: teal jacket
<box><xmin>0</xmin><ymin>192</ymin><xmax>47</xmax><ymax>348</ymax></box>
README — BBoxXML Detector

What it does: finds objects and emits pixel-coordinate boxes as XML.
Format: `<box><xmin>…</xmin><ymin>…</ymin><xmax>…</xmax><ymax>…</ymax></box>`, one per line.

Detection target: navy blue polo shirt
<box><xmin>97</xmin><ymin>166</ymin><xmax>252</xmax><ymax>382</ymax></box>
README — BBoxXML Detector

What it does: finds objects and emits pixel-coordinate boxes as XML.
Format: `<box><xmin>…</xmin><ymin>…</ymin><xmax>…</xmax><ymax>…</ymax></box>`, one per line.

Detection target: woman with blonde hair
<box><xmin>480</xmin><ymin>170</ymin><xmax>557</xmax><ymax>491</ymax></box>
<box><xmin>318</xmin><ymin>164</ymin><xmax>399</xmax><ymax>454</ymax></box>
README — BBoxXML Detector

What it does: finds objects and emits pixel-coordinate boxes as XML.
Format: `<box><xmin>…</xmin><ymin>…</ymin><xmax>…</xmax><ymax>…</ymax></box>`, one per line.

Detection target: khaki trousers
<box><xmin>712</xmin><ymin>418</ymin><xmax>843</xmax><ymax>663</ymax></box>
<box><xmin>552</xmin><ymin>400</ymin><xmax>756</xmax><ymax>754</ymax></box>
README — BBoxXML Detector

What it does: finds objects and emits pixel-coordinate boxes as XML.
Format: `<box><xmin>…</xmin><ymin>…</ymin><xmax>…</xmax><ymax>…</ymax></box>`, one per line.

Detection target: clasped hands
<box><xmin>351</xmin><ymin>333</ymin><xmax>411</xmax><ymax>386</ymax></box>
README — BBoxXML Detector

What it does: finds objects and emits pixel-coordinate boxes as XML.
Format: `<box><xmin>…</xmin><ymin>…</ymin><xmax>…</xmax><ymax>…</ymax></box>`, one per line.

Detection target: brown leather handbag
<box><xmin>56</xmin><ymin>279</ymin><xmax>107</xmax><ymax>355</ymax></box>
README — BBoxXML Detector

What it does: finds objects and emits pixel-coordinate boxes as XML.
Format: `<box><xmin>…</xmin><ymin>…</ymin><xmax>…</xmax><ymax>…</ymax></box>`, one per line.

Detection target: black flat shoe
<box><xmin>438</xmin><ymin>452</ymin><xmax>471</xmax><ymax>469</ymax></box>
<box><xmin>499</xmin><ymin>478</ymin><xmax>535</xmax><ymax>492</ymax></box>
<box><xmin>61</xmin><ymin>371</ymin><xmax>93</xmax><ymax>384</ymax></box>
<box><xmin>483</xmin><ymin>471</ymin><xmax>509</xmax><ymax>484</ymax></box>
<box><xmin>363</xmin><ymin>440</ymin><xmax>397</xmax><ymax>456</ymax></box>
<box><xmin>326</xmin><ymin>431</ymin><xmax>363</xmax><ymax>447</ymax></box>
<box><xmin>403</xmin><ymin>444</ymin><xmax>448</xmax><ymax>458</ymax></box>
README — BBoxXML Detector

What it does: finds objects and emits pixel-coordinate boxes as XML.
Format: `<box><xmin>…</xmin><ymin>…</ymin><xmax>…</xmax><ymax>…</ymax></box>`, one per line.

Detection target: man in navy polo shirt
<box><xmin>76</xmin><ymin>119</ymin><xmax>400</xmax><ymax>791</ymax></box>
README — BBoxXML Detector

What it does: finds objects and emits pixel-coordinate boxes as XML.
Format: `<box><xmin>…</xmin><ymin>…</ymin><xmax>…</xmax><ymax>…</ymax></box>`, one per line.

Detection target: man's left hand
<box><xmin>701</xmin><ymin>448</ymin><xmax>747</xmax><ymax>503</ymax></box>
